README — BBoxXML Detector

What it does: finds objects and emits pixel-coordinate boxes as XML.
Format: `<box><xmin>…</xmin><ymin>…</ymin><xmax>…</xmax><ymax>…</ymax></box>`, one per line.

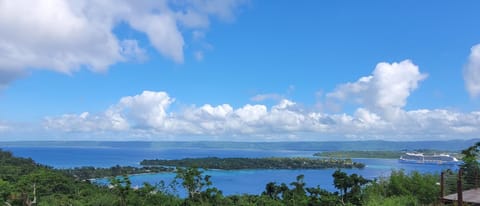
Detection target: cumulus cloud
<box><xmin>327</xmin><ymin>60</ymin><xmax>427</xmax><ymax>119</ymax></box>
<box><xmin>235</xmin><ymin>104</ymin><xmax>268</xmax><ymax>122</ymax></box>
<box><xmin>44</xmin><ymin>112</ymin><xmax>127</xmax><ymax>133</ymax></box>
<box><xmin>44</xmin><ymin>91</ymin><xmax>173</xmax><ymax>132</ymax></box>
<box><xmin>38</xmin><ymin>60</ymin><xmax>480</xmax><ymax>140</ymax></box>
<box><xmin>116</xmin><ymin>91</ymin><xmax>174</xmax><ymax>129</ymax></box>
<box><xmin>464</xmin><ymin>44</ymin><xmax>480</xmax><ymax>98</ymax></box>
<box><xmin>42</xmin><ymin>88</ymin><xmax>480</xmax><ymax>141</ymax></box>
<box><xmin>0</xmin><ymin>0</ymin><xmax>246</xmax><ymax>87</ymax></box>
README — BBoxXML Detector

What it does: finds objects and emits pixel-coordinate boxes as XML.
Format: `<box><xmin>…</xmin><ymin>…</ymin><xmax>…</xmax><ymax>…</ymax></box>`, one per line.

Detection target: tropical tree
<box><xmin>109</xmin><ymin>175</ymin><xmax>131</xmax><ymax>206</ymax></box>
<box><xmin>175</xmin><ymin>167</ymin><xmax>210</xmax><ymax>199</ymax></box>
<box><xmin>460</xmin><ymin>141</ymin><xmax>480</xmax><ymax>189</ymax></box>
<box><xmin>174</xmin><ymin>166</ymin><xmax>226</xmax><ymax>204</ymax></box>
<box><xmin>332</xmin><ymin>169</ymin><xmax>369</xmax><ymax>205</ymax></box>
<box><xmin>0</xmin><ymin>179</ymin><xmax>12</xmax><ymax>203</ymax></box>
<box><xmin>263</xmin><ymin>182</ymin><xmax>279</xmax><ymax>200</ymax></box>
<box><xmin>362</xmin><ymin>170</ymin><xmax>439</xmax><ymax>205</ymax></box>
<box><xmin>285</xmin><ymin>174</ymin><xmax>308</xmax><ymax>205</ymax></box>
<box><xmin>333</xmin><ymin>169</ymin><xmax>350</xmax><ymax>199</ymax></box>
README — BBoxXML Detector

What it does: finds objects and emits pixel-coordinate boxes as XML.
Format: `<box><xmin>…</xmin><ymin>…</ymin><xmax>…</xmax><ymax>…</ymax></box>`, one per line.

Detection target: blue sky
<box><xmin>1</xmin><ymin>0</ymin><xmax>480</xmax><ymax>141</ymax></box>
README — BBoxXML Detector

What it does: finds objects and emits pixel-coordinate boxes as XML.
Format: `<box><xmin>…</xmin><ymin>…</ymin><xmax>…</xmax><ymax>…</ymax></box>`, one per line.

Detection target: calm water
<box><xmin>3</xmin><ymin>146</ymin><xmax>458</xmax><ymax>196</ymax></box>
<box><xmin>3</xmin><ymin>146</ymin><xmax>314</xmax><ymax>168</ymax></box>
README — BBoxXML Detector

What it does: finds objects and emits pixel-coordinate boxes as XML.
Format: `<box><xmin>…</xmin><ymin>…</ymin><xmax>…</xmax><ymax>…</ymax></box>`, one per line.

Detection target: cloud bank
<box><xmin>464</xmin><ymin>44</ymin><xmax>480</xmax><ymax>98</ymax></box>
<box><xmin>0</xmin><ymin>0</ymin><xmax>246</xmax><ymax>88</ymax></box>
<box><xmin>41</xmin><ymin>60</ymin><xmax>480</xmax><ymax>141</ymax></box>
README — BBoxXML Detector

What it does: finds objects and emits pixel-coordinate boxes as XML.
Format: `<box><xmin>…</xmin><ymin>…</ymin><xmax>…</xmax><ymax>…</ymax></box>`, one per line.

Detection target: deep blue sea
<box><xmin>2</xmin><ymin>146</ymin><xmax>458</xmax><ymax>196</ymax></box>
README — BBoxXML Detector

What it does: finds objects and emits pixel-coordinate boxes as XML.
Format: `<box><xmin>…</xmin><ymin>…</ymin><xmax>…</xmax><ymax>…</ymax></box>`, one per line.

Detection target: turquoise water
<box><xmin>105</xmin><ymin>158</ymin><xmax>455</xmax><ymax>196</ymax></box>
<box><xmin>3</xmin><ymin>146</ymin><xmax>458</xmax><ymax>196</ymax></box>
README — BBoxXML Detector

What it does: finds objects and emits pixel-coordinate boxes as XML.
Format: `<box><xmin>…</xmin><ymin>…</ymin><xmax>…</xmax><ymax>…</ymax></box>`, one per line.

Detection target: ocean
<box><xmin>2</xmin><ymin>146</ymin><xmax>457</xmax><ymax>196</ymax></box>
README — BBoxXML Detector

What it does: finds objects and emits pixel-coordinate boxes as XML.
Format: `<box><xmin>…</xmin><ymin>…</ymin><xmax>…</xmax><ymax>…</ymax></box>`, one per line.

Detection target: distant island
<box><xmin>314</xmin><ymin>150</ymin><xmax>462</xmax><ymax>159</ymax></box>
<box><xmin>140</xmin><ymin>157</ymin><xmax>365</xmax><ymax>170</ymax></box>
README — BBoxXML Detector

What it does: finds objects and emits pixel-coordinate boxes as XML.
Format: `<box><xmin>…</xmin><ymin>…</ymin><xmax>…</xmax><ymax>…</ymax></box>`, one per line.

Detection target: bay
<box><xmin>3</xmin><ymin>146</ymin><xmax>315</xmax><ymax>168</ymax></box>
<box><xmin>3</xmin><ymin>146</ymin><xmax>458</xmax><ymax>196</ymax></box>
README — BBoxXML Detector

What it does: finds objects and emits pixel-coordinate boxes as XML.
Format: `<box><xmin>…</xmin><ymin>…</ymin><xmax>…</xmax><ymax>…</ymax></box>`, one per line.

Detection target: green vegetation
<box><xmin>140</xmin><ymin>157</ymin><xmax>365</xmax><ymax>169</ymax></box>
<box><xmin>314</xmin><ymin>151</ymin><xmax>403</xmax><ymax>159</ymax></box>
<box><xmin>60</xmin><ymin>165</ymin><xmax>174</xmax><ymax>180</ymax></box>
<box><xmin>0</xmin><ymin>149</ymin><xmax>114</xmax><ymax>205</ymax></box>
<box><xmin>363</xmin><ymin>170</ymin><xmax>439</xmax><ymax>205</ymax></box>
<box><xmin>459</xmin><ymin>142</ymin><xmax>480</xmax><ymax>190</ymax></box>
<box><xmin>1</xmin><ymin>141</ymin><xmax>480</xmax><ymax>205</ymax></box>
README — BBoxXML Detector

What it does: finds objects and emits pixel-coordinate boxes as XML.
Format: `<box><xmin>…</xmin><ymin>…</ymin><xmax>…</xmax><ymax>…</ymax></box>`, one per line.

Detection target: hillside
<box><xmin>2</xmin><ymin>139</ymin><xmax>479</xmax><ymax>151</ymax></box>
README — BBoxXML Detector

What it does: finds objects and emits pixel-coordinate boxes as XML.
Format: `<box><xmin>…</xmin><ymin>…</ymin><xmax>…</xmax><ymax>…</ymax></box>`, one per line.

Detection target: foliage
<box><xmin>260</xmin><ymin>175</ymin><xmax>342</xmax><ymax>206</ymax></box>
<box><xmin>174</xmin><ymin>166</ymin><xmax>231</xmax><ymax>205</ymax></box>
<box><xmin>0</xmin><ymin>179</ymin><xmax>12</xmax><ymax>202</ymax></box>
<box><xmin>364</xmin><ymin>195</ymin><xmax>419</xmax><ymax>206</ymax></box>
<box><xmin>109</xmin><ymin>175</ymin><xmax>131</xmax><ymax>206</ymax></box>
<box><xmin>332</xmin><ymin>170</ymin><xmax>369</xmax><ymax>205</ymax></box>
<box><xmin>61</xmin><ymin>165</ymin><xmax>173</xmax><ymax>180</ymax></box>
<box><xmin>175</xmin><ymin>167</ymin><xmax>212</xmax><ymax>199</ymax></box>
<box><xmin>3</xmin><ymin>143</ymin><xmax>478</xmax><ymax>206</ymax></box>
<box><xmin>460</xmin><ymin>141</ymin><xmax>480</xmax><ymax>189</ymax></box>
<box><xmin>0</xmin><ymin>149</ymin><xmax>41</xmax><ymax>182</ymax></box>
<box><xmin>362</xmin><ymin>170</ymin><xmax>439</xmax><ymax>205</ymax></box>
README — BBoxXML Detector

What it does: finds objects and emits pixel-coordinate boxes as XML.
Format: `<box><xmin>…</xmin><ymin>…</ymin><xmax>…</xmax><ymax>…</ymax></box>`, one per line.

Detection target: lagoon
<box><xmin>3</xmin><ymin>146</ymin><xmax>458</xmax><ymax>196</ymax></box>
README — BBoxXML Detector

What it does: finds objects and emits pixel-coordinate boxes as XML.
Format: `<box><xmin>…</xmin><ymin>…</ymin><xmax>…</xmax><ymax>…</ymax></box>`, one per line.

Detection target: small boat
<box><xmin>399</xmin><ymin>152</ymin><xmax>460</xmax><ymax>165</ymax></box>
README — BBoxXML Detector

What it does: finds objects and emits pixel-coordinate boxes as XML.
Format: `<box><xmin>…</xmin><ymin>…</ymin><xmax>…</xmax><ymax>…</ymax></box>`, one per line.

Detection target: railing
<box><xmin>440</xmin><ymin>168</ymin><xmax>480</xmax><ymax>205</ymax></box>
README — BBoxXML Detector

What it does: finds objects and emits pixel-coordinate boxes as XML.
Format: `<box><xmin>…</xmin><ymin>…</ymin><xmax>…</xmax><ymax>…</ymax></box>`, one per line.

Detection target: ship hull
<box><xmin>398</xmin><ymin>159</ymin><xmax>460</xmax><ymax>165</ymax></box>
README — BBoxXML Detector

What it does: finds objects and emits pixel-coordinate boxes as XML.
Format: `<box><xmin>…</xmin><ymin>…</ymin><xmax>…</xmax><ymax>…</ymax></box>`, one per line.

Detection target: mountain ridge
<box><xmin>1</xmin><ymin>139</ymin><xmax>479</xmax><ymax>151</ymax></box>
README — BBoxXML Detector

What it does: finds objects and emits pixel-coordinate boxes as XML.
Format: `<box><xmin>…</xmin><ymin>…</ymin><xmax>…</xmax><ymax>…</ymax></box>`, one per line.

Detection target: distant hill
<box><xmin>1</xmin><ymin>139</ymin><xmax>479</xmax><ymax>152</ymax></box>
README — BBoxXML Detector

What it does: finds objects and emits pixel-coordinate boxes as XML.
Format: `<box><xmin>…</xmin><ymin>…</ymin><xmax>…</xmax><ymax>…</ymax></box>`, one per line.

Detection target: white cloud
<box><xmin>44</xmin><ymin>111</ymin><xmax>128</xmax><ymax>133</ymax></box>
<box><xmin>41</xmin><ymin>88</ymin><xmax>480</xmax><ymax>141</ymax></box>
<box><xmin>117</xmin><ymin>91</ymin><xmax>174</xmax><ymax>129</ymax></box>
<box><xmin>234</xmin><ymin>104</ymin><xmax>267</xmax><ymax>123</ymax></box>
<box><xmin>0</xmin><ymin>0</ymin><xmax>121</xmax><ymax>87</ymax></box>
<box><xmin>184</xmin><ymin>104</ymin><xmax>233</xmax><ymax>121</ymax></box>
<box><xmin>127</xmin><ymin>12</ymin><xmax>185</xmax><ymax>63</ymax></box>
<box><xmin>37</xmin><ymin>60</ymin><xmax>480</xmax><ymax>141</ymax></box>
<box><xmin>44</xmin><ymin>91</ymin><xmax>175</xmax><ymax>132</ymax></box>
<box><xmin>354</xmin><ymin>108</ymin><xmax>384</xmax><ymax>127</ymax></box>
<box><xmin>120</xmin><ymin>39</ymin><xmax>147</xmax><ymax>62</ymax></box>
<box><xmin>251</xmin><ymin>86</ymin><xmax>295</xmax><ymax>102</ymax></box>
<box><xmin>464</xmin><ymin>44</ymin><xmax>480</xmax><ymax>98</ymax></box>
<box><xmin>179</xmin><ymin>0</ymin><xmax>246</xmax><ymax>22</ymax></box>
<box><xmin>327</xmin><ymin>60</ymin><xmax>427</xmax><ymax>119</ymax></box>
<box><xmin>0</xmin><ymin>0</ymin><xmax>247</xmax><ymax>87</ymax></box>
<box><xmin>250</xmin><ymin>93</ymin><xmax>283</xmax><ymax>102</ymax></box>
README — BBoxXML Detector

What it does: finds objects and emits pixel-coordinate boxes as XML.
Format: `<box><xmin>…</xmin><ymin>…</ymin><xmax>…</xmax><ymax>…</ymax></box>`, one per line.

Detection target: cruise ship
<box><xmin>399</xmin><ymin>153</ymin><xmax>460</xmax><ymax>165</ymax></box>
